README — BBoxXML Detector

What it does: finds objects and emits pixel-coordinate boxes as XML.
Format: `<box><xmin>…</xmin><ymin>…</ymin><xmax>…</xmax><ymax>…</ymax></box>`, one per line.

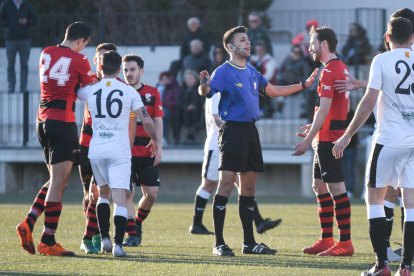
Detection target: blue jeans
<box><xmin>6</xmin><ymin>39</ymin><xmax>31</xmax><ymax>93</ymax></box>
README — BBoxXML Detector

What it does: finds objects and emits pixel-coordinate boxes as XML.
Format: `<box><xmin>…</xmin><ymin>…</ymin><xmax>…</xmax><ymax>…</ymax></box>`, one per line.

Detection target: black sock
<box><xmin>213</xmin><ymin>194</ymin><xmax>228</xmax><ymax>246</ymax></box>
<box><xmin>97</xmin><ymin>202</ymin><xmax>110</xmax><ymax>238</ymax></box>
<box><xmin>384</xmin><ymin>206</ymin><xmax>394</xmax><ymax>248</ymax></box>
<box><xmin>114</xmin><ymin>215</ymin><xmax>127</xmax><ymax>245</ymax></box>
<box><xmin>402</xmin><ymin>221</ymin><xmax>414</xmax><ymax>268</ymax></box>
<box><xmin>252</xmin><ymin>200</ymin><xmax>265</xmax><ymax>227</ymax></box>
<box><xmin>193</xmin><ymin>195</ymin><xmax>208</xmax><ymax>226</ymax></box>
<box><xmin>239</xmin><ymin>195</ymin><xmax>256</xmax><ymax>246</ymax></box>
<box><xmin>369</xmin><ymin>217</ymin><xmax>388</xmax><ymax>267</ymax></box>
<box><xmin>401</xmin><ymin>207</ymin><xmax>405</xmax><ymax>231</ymax></box>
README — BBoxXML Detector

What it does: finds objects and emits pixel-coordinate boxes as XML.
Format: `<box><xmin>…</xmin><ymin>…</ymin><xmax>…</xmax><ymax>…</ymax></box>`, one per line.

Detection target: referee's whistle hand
<box><xmin>199</xmin><ymin>70</ymin><xmax>210</xmax><ymax>86</ymax></box>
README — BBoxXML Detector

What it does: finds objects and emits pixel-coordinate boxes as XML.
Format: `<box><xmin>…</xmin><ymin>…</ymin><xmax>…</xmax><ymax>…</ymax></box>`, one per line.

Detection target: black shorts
<box><xmin>79</xmin><ymin>145</ymin><xmax>94</xmax><ymax>189</ymax></box>
<box><xmin>131</xmin><ymin>157</ymin><xmax>160</xmax><ymax>187</ymax></box>
<box><xmin>313</xmin><ymin>141</ymin><xmax>344</xmax><ymax>183</ymax></box>
<box><xmin>218</xmin><ymin>121</ymin><xmax>264</xmax><ymax>173</ymax></box>
<box><xmin>36</xmin><ymin>120</ymin><xmax>80</xmax><ymax>165</ymax></box>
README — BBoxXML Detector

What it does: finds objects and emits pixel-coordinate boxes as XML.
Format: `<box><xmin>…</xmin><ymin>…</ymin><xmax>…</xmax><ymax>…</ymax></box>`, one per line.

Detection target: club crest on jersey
<box><xmin>324</xmin><ymin>68</ymin><xmax>331</xmax><ymax>73</ymax></box>
<box><xmin>145</xmin><ymin>93</ymin><xmax>151</xmax><ymax>102</ymax></box>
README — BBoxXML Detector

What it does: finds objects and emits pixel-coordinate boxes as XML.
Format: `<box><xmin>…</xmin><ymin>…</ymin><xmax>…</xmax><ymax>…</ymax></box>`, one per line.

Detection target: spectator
<box><xmin>169</xmin><ymin>17</ymin><xmax>211</xmax><ymax>78</ymax></box>
<box><xmin>341</xmin><ymin>22</ymin><xmax>372</xmax><ymax>65</ymax></box>
<box><xmin>277</xmin><ymin>45</ymin><xmax>310</xmax><ymax>85</ymax></box>
<box><xmin>250</xmin><ymin>41</ymin><xmax>277</xmax><ymax>118</ymax></box>
<box><xmin>292</xmin><ymin>19</ymin><xmax>318</xmax><ymax>58</ymax></box>
<box><xmin>247</xmin><ymin>11</ymin><xmax>273</xmax><ymax>56</ymax></box>
<box><xmin>177</xmin><ymin>70</ymin><xmax>205</xmax><ymax>144</ymax></box>
<box><xmin>182</xmin><ymin>39</ymin><xmax>211</xmax><ymax>76</ymax></box>
<box><xmin>156</xmin><ymin>71</ymin><xmax>181</xmax><ymax>145</ymax></box>
<box><xmin>0</xmin><ymin>0</ymin><xmax>37</xmax><ymax>93</ymax></box>
<box><xmin>210</xmin><ymin>44</ymin><xmax>228</xmax><ymax>72</ymax></box>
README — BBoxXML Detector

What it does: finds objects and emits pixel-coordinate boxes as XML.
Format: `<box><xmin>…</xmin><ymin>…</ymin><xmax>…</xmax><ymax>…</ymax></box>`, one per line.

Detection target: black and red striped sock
<box><xmin>41</xmin><ymin>202</ymin><xmax>62</xmax><ymax>246</ymax></box>
<box><xmin>317</xmin><ymin>193</ymin><xmax>334</xmax><ymax>239</ymax></box>
<box><xmin>126</xmin><ymin>218</ymin><xmax>137</xmax><ymax>236</ymax></box>
<box><xmin>135</xmin><ymin>208</ymin><xmax>150</xmax><ymax>227</ymax></box>
<box><xmin>83</xmin><ymin>202</ymin><xmax>98</xmax><ymax>240</ymax></box>
<box><xmin>25</xmin><ymin>186</ymin><xmax>48</xmax><ymax>232</ymax></box>
<box><xmin>333</xmin><ymin>193</ymin><xmax>351</xmax><ymax>242</ymax></box>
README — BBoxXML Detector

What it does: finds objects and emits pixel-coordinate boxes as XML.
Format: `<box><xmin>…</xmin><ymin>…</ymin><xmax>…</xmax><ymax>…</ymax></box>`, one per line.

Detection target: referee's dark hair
<box><xmin>310</xmin><ymin>26</ymin><xmax>337</xmax><ymax>53</ymax></box>
<box><xmin>387</xmin><ymin>17</ymin><xmax>413</xmax><ymax>45</ymax></box>
<box><xmin>122</xmin><ymin>54</ymin><xmax>144</xmax><ymax>69</ymax></box>
<box><xmin>65</xmin><ymin>22</ymin><xmax>91</xmax><ymax>41</ymax></box>
<box><xmin>101</xmin><ymin>51</ymin><xmax>122</xmax><ymax>75</ymax></box>
<box><xmin>96</xmin><ymin>43</ymin><xmax>118</xmax><ymax>53</ymax></box>
<box><xmin>223</xmin><ymin>26</ymin><xmax>247</xmax><ymax>53</ymax></box>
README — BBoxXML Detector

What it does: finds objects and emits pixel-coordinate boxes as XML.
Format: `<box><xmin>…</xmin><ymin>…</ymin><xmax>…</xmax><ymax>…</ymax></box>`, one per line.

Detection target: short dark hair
<box><xmin>223</xmin><ymin>26</ymin><xmax>247</xmax><ymax>52</ymax></box>
<box><xmin>391</xmin><ymin>8</ymin><xmax>414</xmax><ymax>32</ymax></box>
<box><xmin>101</xmin><ymin>51</ymin><xmax>122</xmax><ymax>75</ymax></box>
<box><xmin>310</xmin><ymin>26</ymin><xmax>337</xmax><ymax>53</ymax></box>
<box><xmin>96</xmin><ymin>43</ymin><xmax>117</xmax><ymax>53</ymax></box>
<box><xmin>122</xmin><ymin>54</ymin><xmax>144</xmax><ymax>69</ymax></box>
<box><xmin>387</xmin><ymin>17</ymin><xmax>413</xmax><ymax>45</ymax></box>
<box><xmin>65</xmin><ymin>22</ymin><xmax>90</xmax><ymax>41</ymax></box>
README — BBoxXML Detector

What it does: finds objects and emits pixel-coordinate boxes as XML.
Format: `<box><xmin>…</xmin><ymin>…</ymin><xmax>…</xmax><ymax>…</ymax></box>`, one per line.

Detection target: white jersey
<box><xmin>204</xmin><ymin>93</ymin><xmax>220</xmax><ymax>152</ymax></box>
<box><xmin>77</xmin><ymin>78</ymin><xmax>143</xmax><ymax>159</ymax></box>
<box><xmin>368</xmin><ymin>48</ymin><xmax>414</xmax><ymax>148</ymax></box>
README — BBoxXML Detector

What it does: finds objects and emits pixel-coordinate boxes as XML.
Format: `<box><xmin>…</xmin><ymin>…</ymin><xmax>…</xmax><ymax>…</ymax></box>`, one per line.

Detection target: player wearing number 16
<box><xmin>77</xmin><ymin>51</ymin><xmax>158</xmax><ymax>257</ymax></box>
<box><xmin>16</xmin><ymin>22</ymin><xmax>95</xmax><ymax>257</ymax></box>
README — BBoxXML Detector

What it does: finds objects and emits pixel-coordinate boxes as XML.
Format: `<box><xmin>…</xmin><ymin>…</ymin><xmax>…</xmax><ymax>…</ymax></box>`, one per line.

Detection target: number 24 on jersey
<box><xmin>39</xmin><ymin>53</ymin><xmax>72</xmax><ymax>86</ymax></box>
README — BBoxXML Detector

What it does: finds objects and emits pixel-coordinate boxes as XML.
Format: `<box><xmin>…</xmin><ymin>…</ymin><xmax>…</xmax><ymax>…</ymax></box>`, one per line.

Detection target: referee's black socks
<box><xmin>239</xmin><ymin>195</ymin><xmax>256</xmax><ymax>246</ymax></box>
<box><xmin>213</xmin><ymin>194</ymin><xmax>228</xmax><ymax>246</ymax></box>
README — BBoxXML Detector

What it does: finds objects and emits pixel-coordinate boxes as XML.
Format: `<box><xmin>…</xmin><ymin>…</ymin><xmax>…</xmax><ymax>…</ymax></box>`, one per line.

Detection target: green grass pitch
<box><xmin>0</xmin><ymin>194</ymin><xmax>403</xmax><ymax>275</ymax></box>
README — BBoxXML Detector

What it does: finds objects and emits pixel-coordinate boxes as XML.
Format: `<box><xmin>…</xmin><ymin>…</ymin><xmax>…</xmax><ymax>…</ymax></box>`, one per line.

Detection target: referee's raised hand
<box><xmin>198</xmin><ymin>70</ymin><xmax>211</xmax><ymax>96</ymax></box>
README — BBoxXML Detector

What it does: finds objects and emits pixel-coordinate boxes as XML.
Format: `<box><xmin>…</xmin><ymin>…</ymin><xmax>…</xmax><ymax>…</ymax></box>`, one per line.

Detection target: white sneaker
<box><xmin>101</xmin><ymin>237</ymin><xmax>112</xmax><ymax>253</ymax></box>
<box><xmin>387</xmin><ymin>246</ymin><xmax>401</xmax><ymax>262</ymax></box>
<box><xmin>112</xmin><ymin>243</ymin><xmax>126</xmax><ymax>257</ymax></box>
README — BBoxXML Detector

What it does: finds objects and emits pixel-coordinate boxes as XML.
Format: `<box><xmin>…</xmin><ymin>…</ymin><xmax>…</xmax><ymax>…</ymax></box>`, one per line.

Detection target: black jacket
<box><xmin>0</xmin><ymin>0</ymin><xmax>37</xmax><ymax>40</ymax></box>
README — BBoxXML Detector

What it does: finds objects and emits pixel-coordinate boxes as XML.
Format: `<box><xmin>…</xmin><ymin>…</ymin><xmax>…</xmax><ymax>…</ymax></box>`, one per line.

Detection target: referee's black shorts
<box><xmin>218</xmin><ymin>121</ymin><xmax>264</xmax><ymax>173</ymax></box>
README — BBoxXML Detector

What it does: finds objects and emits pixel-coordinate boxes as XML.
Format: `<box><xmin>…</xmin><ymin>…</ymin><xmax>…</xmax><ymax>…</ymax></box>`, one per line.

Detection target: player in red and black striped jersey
<box><xmin>121</xmin><ymin>54</ymin><xmax>163</xmax><ymax>247</ymax></box>
<box><xmin>293</xmin><ymin>26</ymin><xmax>354</xmax><ymax>257</ymax></box>
<box><xmin>78</xmin><ymin>43</ymin><xmax>118</xmax><ymax>254</ymax></box>
<box><xmin>16</xmin><ymin>22</ymin><xmax>95</xmax><ymax>256</ymax></box>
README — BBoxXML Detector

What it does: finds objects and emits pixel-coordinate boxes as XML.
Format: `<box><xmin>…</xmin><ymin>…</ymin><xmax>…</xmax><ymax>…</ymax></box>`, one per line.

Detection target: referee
<box><xmin>199</xmin><ymin>25</ymin><xmax>318</xmax><ymax>256</ymax></box>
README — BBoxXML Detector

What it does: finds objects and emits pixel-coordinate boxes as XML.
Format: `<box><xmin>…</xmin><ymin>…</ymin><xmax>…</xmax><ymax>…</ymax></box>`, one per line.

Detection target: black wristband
<box><xmin>300</xmin><ymin>81</ymin><xmax>307</xmax><ymax>89</ymax></box>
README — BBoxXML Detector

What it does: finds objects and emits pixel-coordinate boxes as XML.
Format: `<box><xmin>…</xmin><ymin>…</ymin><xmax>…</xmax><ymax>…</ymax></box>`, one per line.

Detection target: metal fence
<box><xmin>0</xmin><ymin>8</ymin><xmax>386</xmax><ymax>47</ymax></box>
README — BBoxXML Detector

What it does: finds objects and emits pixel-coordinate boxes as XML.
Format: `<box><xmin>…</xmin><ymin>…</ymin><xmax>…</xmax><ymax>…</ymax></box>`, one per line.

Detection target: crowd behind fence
<box><xmin>0</xmin><ymin>8</ymin><xmax>385</xmax><ymax>149</ymax></box>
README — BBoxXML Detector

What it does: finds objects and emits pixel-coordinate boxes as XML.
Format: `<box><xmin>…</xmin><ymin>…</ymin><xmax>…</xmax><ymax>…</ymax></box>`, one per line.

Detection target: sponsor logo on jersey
<box><xmin>106</xmin><ymin>81</ymin><xmax>111</xmax><ymax>87</ymax></box>
<box><xmin>322</xmin><ymin>85</ymin><xmax>331</xmax><ymax>90</ymax></box>
<box><xmin>235</xmin><ymin>83</ymin><xmax>243</xmax><ymax>88</ymax></box>
<box><xmin>406</xmin><ymin>51</ymin><xmax>410</xmax><ymax>58</ymax></box>
<box><xmin>324</xmin><ymin>68</ymin><xmax>331</xmax><ymax>73</ymax></box>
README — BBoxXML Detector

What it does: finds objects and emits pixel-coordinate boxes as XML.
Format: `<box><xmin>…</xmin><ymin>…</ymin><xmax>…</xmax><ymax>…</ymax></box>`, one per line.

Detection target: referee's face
<box><xmin>123</xmin><ymin>61</ymin><xmax>143</xmax><ymax>86</ymax></box>
<box><xmin>231</xmin><ymin>33</ymin><xmax>251</xmax><ymax>59</ymax></box>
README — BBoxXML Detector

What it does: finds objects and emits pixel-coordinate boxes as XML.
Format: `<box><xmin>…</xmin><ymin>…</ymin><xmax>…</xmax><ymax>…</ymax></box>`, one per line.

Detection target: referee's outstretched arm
<box><xmin>265</xmin><ymin>68</ymin><xmax>319</xmax><ymax>97</ymax></box>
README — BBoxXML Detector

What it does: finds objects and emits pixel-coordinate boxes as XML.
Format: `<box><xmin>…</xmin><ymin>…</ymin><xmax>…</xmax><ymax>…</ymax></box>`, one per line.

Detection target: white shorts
<box><xmin>366</xmin><ymin>143</ymin><xmax>414</xmax><ymax>189</ymax></box>
<box><xmin>202</xmin><ymin>149</ymin><xmax>219</xmax><ymax>181</ymax></box>
<box><xmin>90</xmin><ymin>158</ymin><xmax>132</xmax><ymax>190</ymax></box>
